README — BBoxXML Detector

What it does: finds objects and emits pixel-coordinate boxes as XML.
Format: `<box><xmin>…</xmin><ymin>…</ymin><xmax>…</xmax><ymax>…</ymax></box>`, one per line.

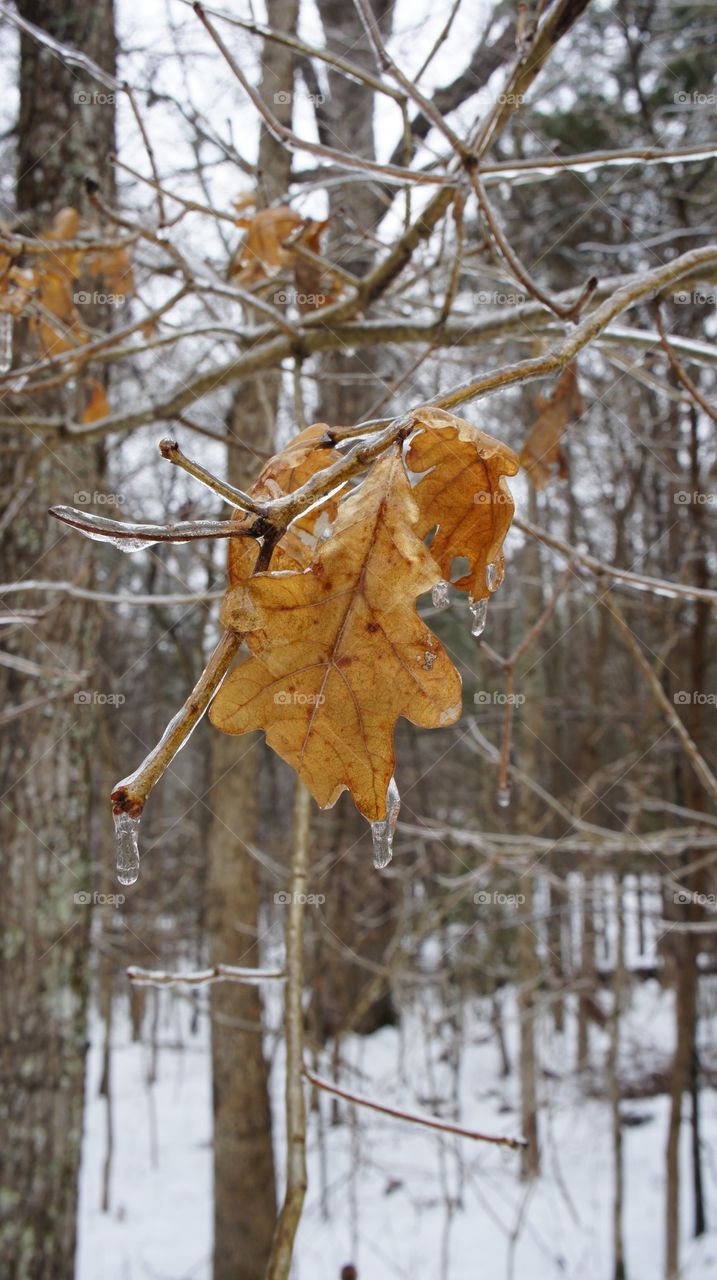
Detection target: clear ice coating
<box><xmin>371</xmin><ymin>776</ymin><xmax>401</xmax><ymax>870</ymax></box>
<box><xmin>496</xmin><ymin>784</ymin><xmax>512</xmax><ymax>809</ymax></box>
<box><xmin>486</xmin><ymin>561</ymin><xmax>497</xmax><ymax>591</ymax></box>
<box><xmin>0</xmin><ymin>314</ymin><xmax>13</xmax><ymax>373</ymax></box>
<box><xmin>432</xmin><ymin>579</ymin><xmax>450</xmax><ymax>609</ymax></box>
<box><xmin>114</xmin><ymin>811</ymin><xmax>141</xmax><ymax>885</ymax></box>
<box><xmin>469</xmin><ymin>596</ymin><xmax>489</xmax><ymax>637</ymax></box>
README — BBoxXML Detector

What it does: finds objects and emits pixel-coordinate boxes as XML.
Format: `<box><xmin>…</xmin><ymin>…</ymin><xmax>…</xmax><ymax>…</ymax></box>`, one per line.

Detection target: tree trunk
<box><xmin>0</xmin><ymin>2</ymin><xmax>116</xmax><ymax>1275</ymax></box>
<box><xmin>516</xmin><ymin>483</ymin><xmax>542</xmax><ymax>1178</ymax></box>
<box><xmin>207</xmin><ymin>3</ymin><xmax>297</xmax><ymax>1276</ymax></box>
<box><xmin>307</xmin><ymin>0</ymin><xmax>400</xmax><ymax>1044</ymax></box>
<box><xmin>609</xmin><ymin>879</ymin><xmax>626</xmax><ymax>1280</ymax></box>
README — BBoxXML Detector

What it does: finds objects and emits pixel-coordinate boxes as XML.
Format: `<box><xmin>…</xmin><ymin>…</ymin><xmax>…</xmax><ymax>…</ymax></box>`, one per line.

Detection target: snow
<box><xmin>77</xmin><ymin>978</ymin><xmax>717</xmax><ymax>1279</ymax></box>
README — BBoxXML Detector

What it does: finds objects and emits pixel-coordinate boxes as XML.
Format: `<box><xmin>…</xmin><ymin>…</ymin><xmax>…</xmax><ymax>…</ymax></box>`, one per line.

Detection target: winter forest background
<box><xmin>1</xmin><ymin>1</ymin><xmax>716</xmax><ymax>1278</ymax></box>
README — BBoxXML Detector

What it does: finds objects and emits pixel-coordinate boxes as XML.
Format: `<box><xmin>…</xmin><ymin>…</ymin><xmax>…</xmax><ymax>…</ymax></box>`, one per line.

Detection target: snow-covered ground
<box><xmin>77</xmin><ymin>977</ymin><xmax>717</xmax><ymax>1280</ymax></box>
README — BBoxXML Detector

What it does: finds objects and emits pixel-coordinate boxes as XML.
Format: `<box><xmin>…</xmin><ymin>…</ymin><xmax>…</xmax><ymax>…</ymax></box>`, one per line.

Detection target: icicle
<box><xmin>496</xmin><ymin>783</ymin><xmax>512</xmax><ymax>809</ymax></box>
<box><xmin>432</xmin><ymin>579</ymin><xmax>449</xmax><ymax>609</ymax></box>
<box><xmin>114</xmin><ymin>811</ymin><xmax>141</xmax><ymax>885</ymax></box>
<box><xmin>469</xmin><ymin>596</ymin><xmax>488</xmax><ymax>637</ymax></box>
<box><xmin>86</xmin><ymin>532</ymin><xmax>158</xmax><ymax>553</ymax></box>
<box><xmin>371</xmin><ymin>776</ymin><xmax>400</xmax><ymax>870</ymax></box>
<box><xmin>0</xmin><ymin>314</ymin><xmax>13</xmax><ymax>373</ymax></box>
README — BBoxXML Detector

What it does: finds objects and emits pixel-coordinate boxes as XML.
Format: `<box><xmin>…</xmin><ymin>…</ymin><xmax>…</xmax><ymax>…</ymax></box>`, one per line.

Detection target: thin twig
<box><xmin>602</xmin><ymin>588</ymin><xmax>717</xmax><ymax>810</ymax></box>
<box><xmin>193</xmin><ymin>3</ymin><xmax>456</xmax><ymax>188</ymax></box>
<box><xmin>304</xmin><ymin>1068</ymin><xmax>528</xmax><ymax>1149</ymax></box>
<box><xmin>267</xmin><ymin>782</ymin><xmax>311</xmax><ymax>1279</ymax></box>
<box><xmin>469</xmin><ymin>168</ymin><xmax>596</xmax><ymax>321</ymax></box>
<box><xmin>653</xmin><ymin>301</ymin><xmax>717</xmax><ymax>425</ymax></box>
<box><xmin>158</xmin><ymin>438</ymin><xmax>262</xmax><ymax>513</ymax></box>
<box><xmin>515</xmin><ymin>517</ymin><xmax>717</xmax><ymax>607</ymax></box>
<box><xmin>48</xmin><ymin>506</ymin><xmax>254</xmax><ymax>546</ymax></box>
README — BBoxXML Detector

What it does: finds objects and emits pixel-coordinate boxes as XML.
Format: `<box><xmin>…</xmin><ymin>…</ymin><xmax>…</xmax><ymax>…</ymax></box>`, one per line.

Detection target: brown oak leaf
<box><xmin>520</xmin><ymin>363</ymin><xmax>584</xmax><ymax>488</ymax></box>
<box><xmin>405</xmin><ymin>407</ymin><xmax>519</xmax><ymax>601</ymax></box>
<box><xmin>211</xmin><ymin>447</ymin><xmax>462</xmax><ymax>821</ymax></box>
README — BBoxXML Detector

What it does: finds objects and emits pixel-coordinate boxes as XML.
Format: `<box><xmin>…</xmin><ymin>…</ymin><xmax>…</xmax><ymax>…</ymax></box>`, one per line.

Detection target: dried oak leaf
<box><xmin>520</xmin><ymin>363</ymin><xmax>584</xmax><ymax>489</ymax></box>
<box><xmin>228</xmin><ymin>422</ymin><xmax>345</xmax><ymax>581</ymax></box>
<box><xmin>82</xmin><ymin>379</ymin><xmax>110</xmax><ymax>423</ymax></box>
<box><xmin>211</xmin><ymin>447</ymin><xmax>462</xmax><ymax>821</ymax></box>
<box><xmin>405</xmin><ymin>407</ymin><xmax>519</xmax><ymax>601</ymax></box>
<box><xmin>230</xmin><ymin>206</ymin><xmax>303</xmax><ymax>283</ymax></box>
<box><xmin>24</xmin><ymin>207</ymin><xmax>135</xmax><ymax>356</ymax></box>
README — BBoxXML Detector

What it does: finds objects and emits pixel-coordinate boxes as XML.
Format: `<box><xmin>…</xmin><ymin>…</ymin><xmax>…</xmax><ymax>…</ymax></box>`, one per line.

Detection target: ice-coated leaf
<box><xmin>405</xmin><ymin>407</ymin><xmax>519</xmax><ymax>602</ymax></box>
<box><xmin>211</xmin><ymin>448</ymin><xmax>462</xmax><ymax>822</ymax></box>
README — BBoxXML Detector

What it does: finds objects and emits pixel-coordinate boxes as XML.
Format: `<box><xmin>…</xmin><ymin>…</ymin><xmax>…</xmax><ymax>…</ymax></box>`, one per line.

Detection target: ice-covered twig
<box><xmin>48</xmin><ymin>505</ymin><xmax>253</xmax><ymax>549</ymax></box>
<box><xmin>126</xmin><ymin>964</ymin><xmax>285</xmax><ymax>986</ymax></box>
<box><xmin>304</xmin><ymin>1068</ymin><xmax>528</xmax><ymax>1149</ymax></box>
<box><xmin>267</xmin><ymin>782</ymin><xmax>311</xmax><ymax>1279</ymax></box>
<box><xmin>653</xmin><ymin>301</ymin><xmax>717</xmax><ymax>426</ymax></box>
<box><xmin>602</xmin><ymin>589</ymin><xmax>717</xmax><ymax>810</ymax></box>
<box><xmin>193</xmin><ymin>2</ymin><xmax>456</xmax><ymax>188</ymax></box>
<box><xmin>470</xmin><ymin>168</ymin><xmax>597</xmax><ymax>322</ymax></box>
<box><xmin>111</xmin><ymin>629</ymin><xmax>241</xmax><ymax>818</ymax></box>
<box><xmin>516</xmin><ymin>518</ymin><xmax>717</xmax><ymax>607</ymax></box>
<box><xmin>158</xmin><ymin>438</ymin><xmax>262</xmax><ymax>513</ymax></box>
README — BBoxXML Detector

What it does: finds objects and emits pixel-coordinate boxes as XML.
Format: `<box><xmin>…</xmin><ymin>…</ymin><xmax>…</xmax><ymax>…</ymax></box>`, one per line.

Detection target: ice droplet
<box><xmin>496</xmin><ymin>784</ymin><xmax>512</xmax><ymax>809</ymax></box>
<box><xmin>114</xmin><ymin>811</ymin><xmax>140</xmax><ymax>885</ymax></box>
<box><xmin>469</xmin><ymin>596</ymin><xmax>488</xmax><ymax>637</ymax></box>
<box><xmin>432</xmin><ymin>579</ymin><xmax>449</xmax><ymax>609</ymax></box>
<box><xmin>486</xmin><ymin>561</ymin><xmax>497</xmax><ymax>591</ymax></box>
<box><xmin>422</xmin><ymin>650</ymin><xmax>435</xmax><ymax>670</ymax></box>
<box><xmin>371</xmin><ymin>776</ymin><xmax>400</xmax><ymax>870</ymax></box>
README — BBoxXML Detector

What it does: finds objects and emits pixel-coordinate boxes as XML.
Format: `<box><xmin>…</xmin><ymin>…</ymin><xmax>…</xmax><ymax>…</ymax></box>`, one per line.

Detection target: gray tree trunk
<box><xmin>0</xmin><ymin>1</ymin><xmax>116</xmax><ymax>1275</ymax></box>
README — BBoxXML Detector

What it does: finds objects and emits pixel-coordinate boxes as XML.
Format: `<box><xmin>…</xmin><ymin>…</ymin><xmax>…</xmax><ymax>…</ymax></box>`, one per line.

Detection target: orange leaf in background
<box><xmin>5</xmin><ymin>207</ymin><xmax>135</xmax><ymax>356</ymax></box>
<box><xmin>82</xmin><ymin>379</ymin><xmax>110</xmax><ymax>423</ymax></box>
<box><xmin>86</xmin><ymin>243</ymin><xmax>135</xmax><ymax>298</ymax></box>
<box><xmin>520</xmin><ymin>363</ymin><xmax>584</xmax><ymax>489</ymax></box>
<box><xmin>405</xmin><ymin>407</ymin><xmax>519</xmax><ymax>602</ymax></box>
<box><xmin>45</xmin><ymin>207</ymin><xmax>81</xmax><ymax>241</ymax></box>
<box><xmin>211</xmin><ymin>448</ymin><xmax>462</xmax><ymax>821</ymax></box>
<box><xmin>230</xmin><ymin>205</ymin><xmax>303</xmax><ymax>283</ymax></box>
<box><xmin>229</xmin><ymin>205</ymin><xmax>333</xmax><ymax>306</ymax></box>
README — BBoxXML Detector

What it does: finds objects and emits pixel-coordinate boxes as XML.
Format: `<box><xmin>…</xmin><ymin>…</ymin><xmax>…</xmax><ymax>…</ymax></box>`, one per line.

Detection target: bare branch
<box><xmin>304</xmin><ymin>1068</ymin><xmax>528</xmax><ymax>1150</ymax></box>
